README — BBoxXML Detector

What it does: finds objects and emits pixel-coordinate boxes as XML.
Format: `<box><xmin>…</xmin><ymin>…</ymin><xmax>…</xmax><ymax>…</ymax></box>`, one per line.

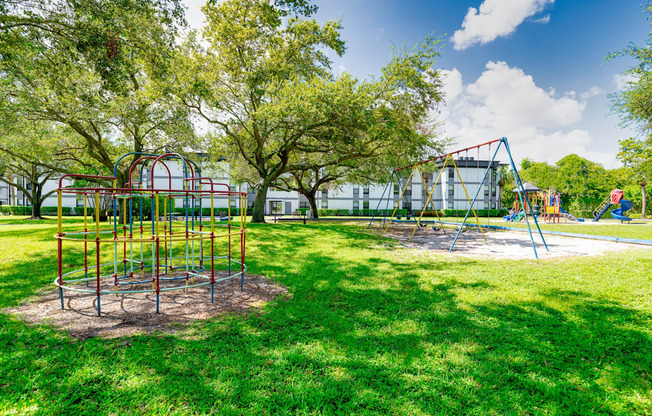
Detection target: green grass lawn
<box><xmin>1</xmin><ymin>217</ymin><xmax>652</xmax><ymax>415</ymax></box>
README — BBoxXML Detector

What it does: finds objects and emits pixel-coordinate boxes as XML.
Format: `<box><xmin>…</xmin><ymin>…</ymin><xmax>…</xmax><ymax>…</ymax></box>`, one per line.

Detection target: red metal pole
<box><xmin>96</xmin><ymin>238</ymin><xmax>101</xmax><ymax>316</ymax></box>
<box><xmin>156</xmin><ymin>237</ymin><xmax>160</xmax><ymax>314</ymax></box>
<box><xmin>393</xmin><ymin>138</ymin><xmax>503</xmax><ymax>172</ymax></box>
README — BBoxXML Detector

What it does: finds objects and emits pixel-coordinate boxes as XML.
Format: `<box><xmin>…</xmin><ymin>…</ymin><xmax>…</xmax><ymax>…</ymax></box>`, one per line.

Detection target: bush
<box><xmin>0</xmin><ymin>205</ymin><xmax>73</xmax><ymax>216</ymax></box>
<box><xmin>317</xmin><ymin>209</ymin><xmax>351</xmax><ymax>216</ymax></box>
<box><xmin>172</xmin><ymin>206</ymin><xmax>252</xmax><ymax>217</ymax></box>
<box><xmin>0</xmin><ymin>205</ymin><xmax>31</xmax><ymax>215</ymax></box>
<box><xmin>438</xmin><ymin>209</ymin><xmax>508</xmax><ymax>217</ymax></box>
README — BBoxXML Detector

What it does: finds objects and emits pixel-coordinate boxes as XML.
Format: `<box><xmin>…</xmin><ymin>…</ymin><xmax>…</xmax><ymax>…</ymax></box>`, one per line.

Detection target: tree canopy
<box><xmin>178</xmin><ymin>0</ymin><xmax>445</xmax><ymax>222</ymax></box>
<box><xmin>0</xmin><ymin>0</ymin><xmax>195</xmax><ymax>186</ymax></box>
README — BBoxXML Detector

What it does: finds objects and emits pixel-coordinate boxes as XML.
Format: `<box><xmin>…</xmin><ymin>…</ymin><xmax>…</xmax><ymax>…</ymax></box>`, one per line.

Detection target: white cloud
<box><xmin>441</xmin><ymin>68</ymin><xmax>464</xmax><ymax>103</ymax></box>
<box><xmin>533</xmin><ymin>14</ymin><xmax>551</xmax><ymax>24</ymax></box>
<box><xmin>613</xmin><ymin>73</ymin><xmax>638</xmax><ymax>91</ymax></box>
<box><xmin>439</xmin><ymin>61</ymin><xmax>616</xmax><ymax>166</ymax></box>
<box><xmin>580</xmin><ymin>86</ymin><xmax>604</xmax><ymax>100</ymax></box>
<box><xmin>183</xmin><ymin>0</ymin><xmax>208</xmax><ymax>30</ymax></box>
<box><xmin>452</xmin><ymin>0</ymin><xmax>554</xmax><ymax>50</ymax></box>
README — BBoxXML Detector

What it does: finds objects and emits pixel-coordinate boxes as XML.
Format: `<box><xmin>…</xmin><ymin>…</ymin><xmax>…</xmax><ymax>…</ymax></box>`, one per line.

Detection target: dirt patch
<box><xmin>379</xmin><ymin>225</ymin><xmax>646</xmax><ymax>259</ymax></box>
<box><xmin>5</xmin><ymin>272</ymin><xmax>288</xmax><ymax>340</ymax></box>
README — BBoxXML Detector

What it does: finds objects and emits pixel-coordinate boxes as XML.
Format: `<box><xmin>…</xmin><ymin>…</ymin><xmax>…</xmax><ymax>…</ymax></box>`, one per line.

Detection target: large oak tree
<box><xmin>178</xmin><ymin>0</ymin><xmax>444</xmax><ymax>222</ymax></box>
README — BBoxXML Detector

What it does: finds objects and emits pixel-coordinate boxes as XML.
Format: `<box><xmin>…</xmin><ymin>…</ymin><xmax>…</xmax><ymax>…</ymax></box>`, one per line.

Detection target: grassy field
<box><xmin>1</xmin><ymin>216</ymin><xmax>652</xmax><ymax>415</ymax></box>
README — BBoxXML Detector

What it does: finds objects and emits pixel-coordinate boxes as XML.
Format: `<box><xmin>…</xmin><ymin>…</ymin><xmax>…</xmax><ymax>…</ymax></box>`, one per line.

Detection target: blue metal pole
<box><xmin>449</xmin><ymin>141</ymin><xmax>503</xmax><ymax>253</ymax></box>
<box><xmin>503</xmin><ymin>138</ymin><xmax>548</xmax><ymax>252</ymax></box>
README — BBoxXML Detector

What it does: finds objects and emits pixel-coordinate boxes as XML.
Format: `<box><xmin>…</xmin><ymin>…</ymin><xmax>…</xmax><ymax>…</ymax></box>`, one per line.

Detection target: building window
<box><xmin>394</xmin><ymin>184</ymin><xmax>399</xmax><ymax>195</ymax></box>
<box><xmin>353</xmin><ymin>185</ymin><xmax>359</xmax><ymax>195</ymax></box>
<box><xmin>300</xmin><ymin>201</ymin><xmax>309</xmax><ymax>209</ymax></box>
<box><xmin>448</xmin><ymin>201</ymin><xmax>454</xmax><ymax>209</ymax></box>
<box><xmin>353</xmin><ymin>201</ymin><xmax>359</xmax><ymax>210</ymax></box>
<box><xmin>322</xmin><ymin>189</ymin><xmax>328</xmax><ymax>197</ymax></box>
<box><xmin>231</xmin><ymin>198</ymin><xmax>237</xmax><ymax>207</ymax></box>
<box><xmin>403</xmin><ymin>202</ymin><xmax>411</xmax><ymax>211</ymax></box>
<box><xmin>321</xmin><ymin>200</ymin><xmax>328</xmax><ymax>209</ymax></box>
<box><xmin>448</xmin><ymin>184</ymin><xmax>454</xmax><ymax>196</ymax></box>
<box><xmin>491</xmin><ymin>203</ymin><xmax>496</xmax><ymax>209</ymax></box>
<box><xmin>449</xmin><ymin>168</ymin><xmax>455</xmax><ymax>179</ymax></box>
<box><xmin>363</xmin><ymin>186</ymin><xmax>369</xmax><ymax>196</ymax></box>
<box><xmin>363</xmin><ymin>201</ymin><xmax>369</xmax><ymax>210</ymax></box>
<box><xmin>270</xmin><ymin>201</ymin><xmax>283</xmax><ymax>214</ymax></box>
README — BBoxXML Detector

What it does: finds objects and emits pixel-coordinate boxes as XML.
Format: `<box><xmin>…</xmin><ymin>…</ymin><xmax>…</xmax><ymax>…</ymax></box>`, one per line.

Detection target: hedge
<box><xmin>437</xmin><ymin>209</ymin><xmax>509</xmax><ymax>218</ymax></box>
<box><xmin>172</xmin><ymin>207</ymin><xmax>252</xmax><ymax>216</ymax></box>
<box><xmin>0</xmin><ymin>205</ymin><xmax>73</xmax><ymax>216</ymax></box>
<box><xmin>316</xmin><ymin>208</ymin><xmax>508</xmax><ymax>218</ymax></box>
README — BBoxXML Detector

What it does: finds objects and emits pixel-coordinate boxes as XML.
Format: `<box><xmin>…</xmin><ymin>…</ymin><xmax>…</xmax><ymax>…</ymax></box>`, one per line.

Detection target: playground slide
<box><xmin>611</xmin><ymin>199</ymin><xmax>633</xmax><ymax>222</ymax></box>
<box><xmin>559</xmin><ymin>207</ymin><xmax>585</xmax><ymax>222</ymax></box>
<box><xmin>503</xmin><ymin>211</ymin><xmax>525</xmax><ymax>222</ymax></box>
<box><xmin>592</xmin><ymin>203</ymin><xmax>613</xmax><ymax>222</ymax></box>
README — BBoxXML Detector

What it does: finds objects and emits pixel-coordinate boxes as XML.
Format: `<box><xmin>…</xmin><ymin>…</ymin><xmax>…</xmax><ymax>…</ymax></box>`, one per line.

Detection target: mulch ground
<box><xmin>5</xmin><ymin>272</ymin><xmax>288</xmax><ymax>340</ymax></box>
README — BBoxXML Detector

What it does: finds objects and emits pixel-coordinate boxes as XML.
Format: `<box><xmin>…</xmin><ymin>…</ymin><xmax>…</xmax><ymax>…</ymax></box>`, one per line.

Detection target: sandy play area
<box><xmin>6</xmin><ymin>273</ymin><xmax>288</xmax><ymax>339</ymax></box>
<box><xmin>381</xmin><ymin>225</ymin><xmax>646</xmax><ymax>259</ymax></box>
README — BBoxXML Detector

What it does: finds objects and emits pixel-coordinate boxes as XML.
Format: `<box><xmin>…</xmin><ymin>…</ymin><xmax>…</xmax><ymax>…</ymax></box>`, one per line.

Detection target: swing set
<box><xmin>368</xmin><ymin>137</ymin><xmax>548</xmax><ymax>259</ymax></box>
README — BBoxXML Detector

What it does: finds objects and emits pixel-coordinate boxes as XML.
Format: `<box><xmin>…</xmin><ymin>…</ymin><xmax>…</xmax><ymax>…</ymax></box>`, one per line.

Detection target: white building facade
<box><xmin>1</xmin><ymin>157</ymin><xmax>503</xmax><ymax>215</ymax></box>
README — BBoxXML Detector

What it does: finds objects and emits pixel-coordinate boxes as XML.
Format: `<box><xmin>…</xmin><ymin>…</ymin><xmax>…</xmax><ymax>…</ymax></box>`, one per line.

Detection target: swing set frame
<box><xmin>368</xmin><ymin>137</ymin><xmax>548</xmax><ymax>259</ymax></box>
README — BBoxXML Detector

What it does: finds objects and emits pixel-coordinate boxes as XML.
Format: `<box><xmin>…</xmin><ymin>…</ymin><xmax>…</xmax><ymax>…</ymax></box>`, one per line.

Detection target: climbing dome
<box><xmin>54</xmin><ymin>152</ymin><xmax>247</xmax><ymax>316</ymax></box>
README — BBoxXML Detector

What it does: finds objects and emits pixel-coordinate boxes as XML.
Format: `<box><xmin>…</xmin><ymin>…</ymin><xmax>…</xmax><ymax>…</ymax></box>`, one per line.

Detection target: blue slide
<box><xmin>611</xmin><ymin>199</ymin><xmax>633</xmax><ymax>222</ymax></box>
<box><xmin>559</xmin><ymin>207</ymin><xmax>585</xmax><ymax>222</ymax></box>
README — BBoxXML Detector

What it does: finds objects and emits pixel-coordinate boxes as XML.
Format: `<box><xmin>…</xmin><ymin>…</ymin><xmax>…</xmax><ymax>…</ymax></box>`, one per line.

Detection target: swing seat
<box><xmin>432</xmin><ymin>226</ymin><xmax>439</xmax><ymax>232</ymax></box>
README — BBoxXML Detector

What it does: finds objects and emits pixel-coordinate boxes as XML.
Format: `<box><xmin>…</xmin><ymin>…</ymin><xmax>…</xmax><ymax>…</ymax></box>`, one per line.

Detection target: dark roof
<box><xmin>512</xmin><ymin>182</ymin><xmax>540</xmax><ymax>192</ymax></box>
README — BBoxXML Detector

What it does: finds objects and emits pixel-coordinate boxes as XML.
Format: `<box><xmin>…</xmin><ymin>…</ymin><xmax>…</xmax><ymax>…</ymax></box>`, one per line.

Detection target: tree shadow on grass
<box><xmin>0</xmin><ymin>222</ymin><xmax>651</xmax><ymax>415</ymax></box>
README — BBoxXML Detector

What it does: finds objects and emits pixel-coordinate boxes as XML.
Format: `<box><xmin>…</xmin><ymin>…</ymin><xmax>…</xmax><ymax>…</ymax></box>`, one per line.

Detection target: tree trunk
<box><xmin>306</xmin><ymin>191</ymin><xmax>319</xmax><ymax>219</ymax></box>
<box><xmin>251</xmin><ymin>182</ymin><xmax>270</xmax><ymax>223</ymax></box>
<box><xmin>30</xmin><ymin>185</ymin><xmax>43</xmax><ymax>220</ymax></box>
<box><xmin>31</xmin><ymin>199</ymin><xmax>43</xmax><ymax>220</ymax></box>
<box><xmin>642</xmin><ymin>183</ymin><xmax>647</xmax><ymax>220</ymax></box>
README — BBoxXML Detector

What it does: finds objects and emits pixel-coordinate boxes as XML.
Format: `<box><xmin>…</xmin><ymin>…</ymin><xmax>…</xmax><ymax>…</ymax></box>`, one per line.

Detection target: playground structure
<box><xmin>593</xmin><ymin>189</ymin><xmax>633</xmax><ymax>222</ymax></box>
<box><xmin>503</xmin><ymin>182</ymin><xmax>540</xmax><ymax>223</ymax></box>
<box><xmin>536</xmin><ymin>189</ymin><xmax>584</xmax><ymax>223</ymax></box>
<box><xmin>55</xmin><ymin>152</ymin><xmax>247</xmax><ymax>316</ymax></box>
<box><xmin>368</xmin><ymin>137</ymin><xmax>549</xmax><ymax>259</ymax></box>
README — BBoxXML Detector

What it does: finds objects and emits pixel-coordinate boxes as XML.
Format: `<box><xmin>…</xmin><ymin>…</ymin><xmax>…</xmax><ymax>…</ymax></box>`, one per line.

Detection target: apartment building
<box><xmin>263</xmin><ymin>157</ymin><xmax>503</xmax><ymax>215</ymax></box>
<box><xmin>1</xmin><ymin>156</ymin><xmax>503</xmax><ymax>215</ymax></box>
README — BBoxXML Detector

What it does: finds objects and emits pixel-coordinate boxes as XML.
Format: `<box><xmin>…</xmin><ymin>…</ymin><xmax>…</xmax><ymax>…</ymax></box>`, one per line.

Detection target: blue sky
<box><xmin>182</xmin><ymin>0</ymin><xmax>651</xmax><ymax>168</ymax></box>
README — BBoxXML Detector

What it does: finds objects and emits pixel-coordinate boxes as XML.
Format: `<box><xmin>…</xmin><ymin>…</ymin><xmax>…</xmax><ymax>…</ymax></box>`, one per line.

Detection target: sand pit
<box><xmin>5</xmin><ymin>273</ymin><xmax>288</xmax><ymax>340</ymax></box>
<box><xmin>381</xmin><ymin>226</ymin><xmax>646</xmax><ymax>259</ymax></box>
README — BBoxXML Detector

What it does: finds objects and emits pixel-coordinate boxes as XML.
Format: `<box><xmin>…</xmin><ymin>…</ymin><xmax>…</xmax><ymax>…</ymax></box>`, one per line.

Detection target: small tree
<box><xmin>0</xmin><ymin>120</ymin><xmax>70</xmax><ymax>219</ymax></box>
<box><xmin>618</xmin><ymin>138</ymin><xmax>652</xmax><ymax>218</ymax></box>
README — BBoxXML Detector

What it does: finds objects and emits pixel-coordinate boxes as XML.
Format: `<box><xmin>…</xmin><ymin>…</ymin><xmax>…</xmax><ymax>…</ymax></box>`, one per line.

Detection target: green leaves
<box><xmin>0</xmin><ymin>0</ymin><xmax>195</xmax><ymax>184</ymax></box>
